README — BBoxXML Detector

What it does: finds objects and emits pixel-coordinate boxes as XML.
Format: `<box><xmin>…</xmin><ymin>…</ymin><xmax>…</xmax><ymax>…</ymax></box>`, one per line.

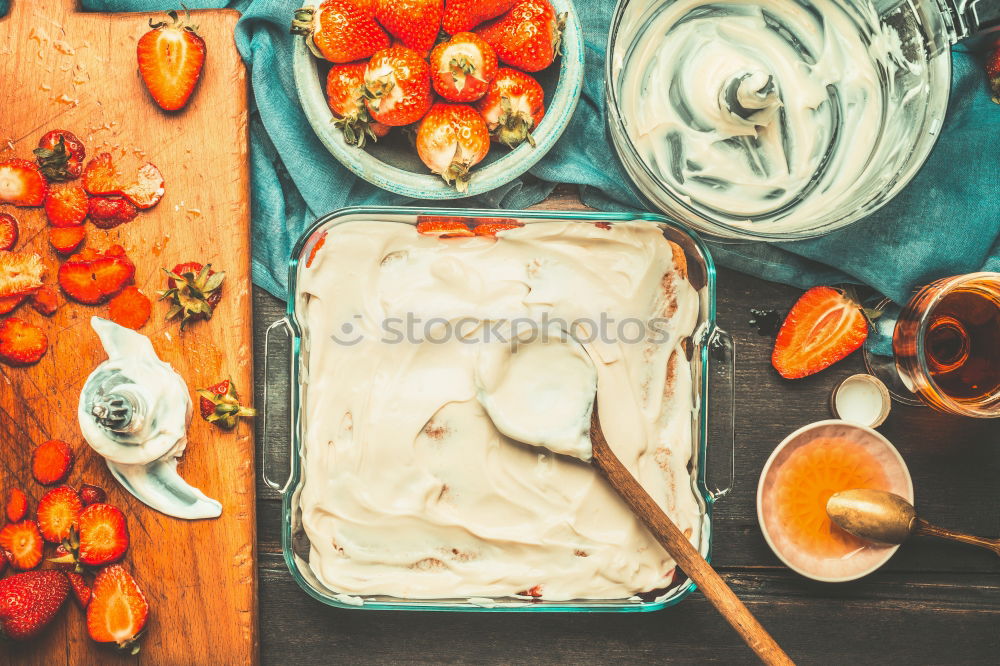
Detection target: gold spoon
<box><xmin>826</xmin><ymin>489</ymin><xmax>1000</xmax><ymax>556</ymax></box>
<box><xmin>589</xmin><ymin>407</ymin><xmax>793</xmax><ymax>665</ymax></box>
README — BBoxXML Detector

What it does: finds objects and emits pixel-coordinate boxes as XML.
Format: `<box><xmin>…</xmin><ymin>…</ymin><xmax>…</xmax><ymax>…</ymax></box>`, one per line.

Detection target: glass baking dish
<box><xmin>262</xmin><ymin>206</ymin><xmax>735</xmax><ymax>612</ymax></box>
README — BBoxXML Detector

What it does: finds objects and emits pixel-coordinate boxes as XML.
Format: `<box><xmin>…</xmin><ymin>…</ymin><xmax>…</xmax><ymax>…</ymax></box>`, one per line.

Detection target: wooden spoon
<box><xmin>589</xmin><ymin>406</ymin><xmax>793</xmax><ymax>666</ymax></box>
<box><xmin>827</xmin><ymin>489</ymin><xmax>1000</xmax><ymax>556</ymax></box>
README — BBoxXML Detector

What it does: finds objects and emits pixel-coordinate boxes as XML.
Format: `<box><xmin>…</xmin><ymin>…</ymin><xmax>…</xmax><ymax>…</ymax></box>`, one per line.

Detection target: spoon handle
<box><xmin>590</xmin><ymin>418</ymin><xmax>793</xmax><ymax>665</ymax></box>
<box><xmin>912</xmin><ymin>518</ymin><xmax>1000</xmax><ymax>556</ymax></box>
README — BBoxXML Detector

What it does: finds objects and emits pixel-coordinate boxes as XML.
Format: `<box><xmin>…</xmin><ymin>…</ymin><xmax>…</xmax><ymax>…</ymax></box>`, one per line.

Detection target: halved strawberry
<box><xmin>45</xmin><ymin>184</ymin><xmax>90</xmax><ymax>227</ymax></box>
<box><xmin>6</xmin><ymin>488</ymin><xmax>28</xmax><ymax>523</ymax></box>
<box><xmin>86</xmin><ymin>564</ymin><xmax>148</xmax><ymax>653</ymax></box>
<box><xmin>68</xmin><ymin>572</ymin><xmax>92</xmax><ymax>609</ymax></box>
<box><xmin>88</xmin><ymin>197</ymin><xmax>138</xmax><ymax>229</ymax></box>
<box><xmin>0</xmin><ymin>294</ymin><xmax>26</xmax><ymax>316</ymax></box>
<box><xmin>76</xmin><ymin>503</ymin><xmax>129</xmax><ymax>566</ymax></box>
<box><xmin>80</xmin><ymin>484</ymin><xmax>108</xmax><ymax>506</ymax></box>
<box><xmin>58</xmin><ymin>244</ymin><xmax>135</xmax><ymax>304</ymax></box>
<box><xmin>49</xmin><ymin>226</ymin><xmax>87</xmax><ymax>255</ymax></box>
<box><xmin>197</xmin><ymin>379</ymin><xmax>256</xmax><ymax>430</ymax></box>
<box><xmin>108</xmin><ymin>286</ymin><xmax>152</xmax><ymax>330</ymax></box>
<box><xmin>0</xmin><ymin>212</ymin><xmax>20</xmax><ymax>251</ymax></box>
<box><xmin>36</xmin><ymin>486</ymin><xmax>83</xmax><ymax>543</ymax></box>
<box><xmin>32</xmin><ymin>439</ymin><xmax>74</xmax><ymax>485</ymax></box>
<box><xmin>0</xmin><ymin>318</ymin><xmax>48</xmax><ymax>366</ymax></box>
<box><xmin>137</xmin><ymin>9</ymin><xmax>207</xmax><ymax>111</ymax></box>
<box><xmin>0</xmin><ymin>520</ymin><xmax>44</xmax><ymax>570</ymax></box>
<box><xmin>0</xmin><ymin>159</ymin><xmax>48</xmax><ymax>207</ymax></box>
<box><xmin>121</xmin><ymin>163</ymin><xmax>164</xmax><ymax>209</ymax></box>
<box><xmin>82</xmin><ymin>153</ymin><xmax>124</xmax><ymax>197</ymax></box>
<box><xmin>30</xmin><ymin>286</ymin><xmax>59</xmax><ymax>316</ymax></box>
<box><xmin>415</xmin><ymin>217</ymin><xmax>474</xmax><ymax>237</ymax></box>
<box><xmin>34</xmin><ymin>130</ymin><xmax>86</xmax><ymax>182</ymax></box>
<box><xmin>772</xmin><ymin>286</ymin><xmax>869</xmax><ymax>379</ymax></box>
<box><xmin>473</xmin><ymin>219</ymin><xmax>523</xmax><ymax>236</ymax></box>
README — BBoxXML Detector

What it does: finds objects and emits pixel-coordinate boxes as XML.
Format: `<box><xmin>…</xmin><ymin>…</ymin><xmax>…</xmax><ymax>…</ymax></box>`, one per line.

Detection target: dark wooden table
<box><xmin>250</xmin><ymin>200</ymin><xmax>999</xmax><ymax>664</ymax></box>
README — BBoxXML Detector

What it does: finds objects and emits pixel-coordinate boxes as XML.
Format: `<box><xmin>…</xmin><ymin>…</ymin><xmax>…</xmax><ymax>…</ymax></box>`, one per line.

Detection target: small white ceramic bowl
<box><xmin>292</xmin><ymin>1</ymin><xmax>585</xmax><ymax>199</ymax></box>
<box><xmin>757</xmin><ymin>420</ymin><xmax>914</xmax><ymax>583</ymax></box>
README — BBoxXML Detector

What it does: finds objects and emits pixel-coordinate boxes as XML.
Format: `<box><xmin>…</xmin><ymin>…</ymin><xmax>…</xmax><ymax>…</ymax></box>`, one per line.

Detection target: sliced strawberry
<box><xmin>58</xmin><ymin>244</ymin><xmax>135</xmax><ymax>304</ymax></box>
<box><xmin>0</xmin><ymin>252</ymin><xmax>45</xmax><ymax>299</ymax></box>
<box><xmin>86</xmin><ymin>564</ymin><xmax>148</xmax><ymax>653</ymax></box>
<box><xmin>82</xmin><ymin>153</ymin><xmax>124</xmax><ymax>197</ymax></box>
<box><xmin>121</xmin><ymin>162</ymin><xmax>164</xmax><ymax>209</ymax></box>
<box><xmin>34</xmin><ymin>130</ymin><xmax>86</xmax><ymax>182</ymax></box>
<box><xmin>0</xmin><ymin>318</ymin><xmax>48</xmax><ymax>366</ymax></box>
<box><xmin>36</xmin><ymin>486</ymin><xmax>83</xmax><ymax>543</ymax></box>
<box><xmin>49</xmin><ymin>226</ymin><xmax>87</xmax><ymax>255</ymax></box>
<box><xmin>0</xmin><ymin>212</ymin><xmax>19</xmax><ymax>251</ymax></box>
<box><xmin>6</xmin><ymin>488</ymin><xmax>28</xmax><ymax>523</ymax></box>
<box><xmin>88</xmin><ymin>197</ymin><xmax>138</xmax><ymax>229</ymax></box>
<box><xmin>31</xmin><ymin>439</ymin><xmax>74</xmax><ymax>485</ymax></box>
<box><xmin>474</xmin><ymin>220</ymin><xmax>523</xmax><ymax>236</ymax></box>
<box><xmin>415</xmin><ymin>217</ymin><xmax>474</xmax><ymax>237</ymax></box>
<box><xmin>108</xmin><ymin>286</ymin><xmax>152</xmax><ymax>330</ymax></box>
<box><xmin>79</xmin><ymin>484</ymin><xmax>108</xmax><ymax>506</ymax></box>
<box><xmin>0</xmin><ymin>293</ymin><xmax>27</xmax><ymax>316</ymax></box>
<box><xmin>306</xmin><ymin>234</ymin><xmax>327</xmax><ymax>268</ymax></box>
<box><xmin>0</xmin><ymin>159</ymin><xmax>48</xmax><ymax>207</ymax></box>
<box><xmin>0</xmin><ymin>520</ymin><xmax>44</xmax><ymax>570</ymax></box>
<box><xmin>77</xmin><ymin>503</ymin><xmax>129</xmax><ymax>566</ymax></box>
<box><xmin>68</xmin><ymin>572</ymin><xmax>92</xmax><ymax>609</ymax></box>
<box><xmin>30</xmin><ymin>286</ymin><xmax>59</xmax><ymax>316</ymax></box>
<box><xmin>772</xmin><ymin>286</ymin><xmax>869</xmax><ymax>379</ymax></box>
<box><xmin>44</xmin><ymin>184</ymin><xmax>90</xmax><ymax>227</ymax></box>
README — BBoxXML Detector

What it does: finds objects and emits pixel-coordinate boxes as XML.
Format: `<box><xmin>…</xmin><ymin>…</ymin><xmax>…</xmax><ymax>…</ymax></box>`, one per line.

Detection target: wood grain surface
<box><xmin>252</xmin><ymin>189</ymin><xmax>998</xmax><ymax>664</ymax></box>
<box><xmin>0</xmin><ymin>1</ymin><xmax>256</xmax><ymax>663</ymax></box>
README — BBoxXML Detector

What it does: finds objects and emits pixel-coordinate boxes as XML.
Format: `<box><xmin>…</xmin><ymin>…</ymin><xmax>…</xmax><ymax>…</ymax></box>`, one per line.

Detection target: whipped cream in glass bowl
<box><xmin>606</xmin><ymin>0</ymin><xmax>954</xmax><ymax>240</ymax></box>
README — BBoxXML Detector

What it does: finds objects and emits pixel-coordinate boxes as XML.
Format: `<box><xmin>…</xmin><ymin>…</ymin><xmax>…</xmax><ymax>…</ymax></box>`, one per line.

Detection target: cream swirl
<box><xmin>618</xmin><ymin>0</ymin><xmax>925</xmax><ymax>232</ymax></box>
<box><xmin>295</xmin><ymin>220</ymin><xmax>704</xmax><ymax>601</ymax></box>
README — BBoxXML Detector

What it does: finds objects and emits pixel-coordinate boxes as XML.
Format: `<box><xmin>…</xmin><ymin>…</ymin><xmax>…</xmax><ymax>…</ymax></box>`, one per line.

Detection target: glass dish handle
<box><xmin>262</xmin><ymin>317</ymin><xmax>294</xmax><ymax>494</ymax></box>
<box><xmin>707</xmin><ymin>327</ymin><xmax>736</xmax><ymax>502</ymax></box>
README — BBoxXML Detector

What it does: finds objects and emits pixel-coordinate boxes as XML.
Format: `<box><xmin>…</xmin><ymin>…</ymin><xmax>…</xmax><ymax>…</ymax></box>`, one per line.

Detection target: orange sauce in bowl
<box><xmin>773</xmin><ymin>437</ymin><xmax>890</xmax><ymax>559</ymax></box>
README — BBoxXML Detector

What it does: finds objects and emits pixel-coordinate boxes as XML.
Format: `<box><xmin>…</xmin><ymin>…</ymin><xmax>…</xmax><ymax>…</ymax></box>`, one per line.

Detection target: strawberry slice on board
<box><xmin>49</xmin><ymin>226</ymin><xmax>87</xmax><ymax>255</ymax></box>
<box><xmin>0</xmin><ymin>318</ymin><xmax>49</xmax><ymax>366</ymax></box>
<box><xmin>771</xmin><ymin>286</ymin><xmax>869</xmax><ymax>380</ymax></box>
<box><xmin>121</xmin><ymin>162</ymin><xmax>165</xmax><ymax>210</ymax></box>
<box><xmin>0</xmin><ymin>570</ymin><xmax>70</xmax><ymax>640</ymax></box>
<box><xmin>30</xmin><ymin>286</ymin><xmax>60</xmax><ymax>316</ymax></box>
<box><xmin>31</xmin><ymin>439</ymin><xmax>74</xmax><ymax>485</ymax></box>
<box><xmin>58</xmin><ymin>244</ymin><xmax>136</xmax><ymax>304</ymax></box>
<box><xmin>86</xmin><ymin>564</ymin><xmax>148</xmax><ymax>654</ymax></box>
<box><xmin>0</xmin><ymin>159</ymin><xmax>48</xmax><ymax>207</ymax></box>
<box><xmin>0</xmin><ymin>520</ymin><xmax>45</xmax><ymax>570</ymax></box>
<box><xmin>0</xmin><ymin>212</ymin><xmax>20</xmax><ymax>251</ymax></box>
<box><xmin>82</xmin><ymin>153</ymin><xmax>125</xmax><ymax>197</ymax></box>
<box><xmin>76</xmin><ymin>503</ymin><xmax>129</xmax><ymax>567</ymax></box>
<box><xmin>36</xmin><ymin>486</ymin><xmax>83</xmax><ymax>543</ymax></box>
<box><xmin>6</xmin><ymin>488</ymin><xmax>29</xmax><ymax>523</ymax></box>
<box><xmin>44</xmin><ymin>184</ymin><xmax>90</xmax><ymax>227</ymax></box>
<box><xmin>89</xmin><ymin>196</ymin><xmax>138</xmax><ymax>229</ymax></box>
<box><xmin>108</xmin><ymin>286</ymin><xmax>152</xmax><ymax>331</ymax></box>
<box><xmin>137</xmin><ymin>9</ymin><xmax>207</xmax><ymax>111</ymax></box>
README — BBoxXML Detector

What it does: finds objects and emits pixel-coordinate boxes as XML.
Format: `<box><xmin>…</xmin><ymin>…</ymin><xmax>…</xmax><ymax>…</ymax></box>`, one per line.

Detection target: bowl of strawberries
<box><xmin>291</xmin><ymin>0</ymin><xmax>584</xmax><ymax>198</ymax></box>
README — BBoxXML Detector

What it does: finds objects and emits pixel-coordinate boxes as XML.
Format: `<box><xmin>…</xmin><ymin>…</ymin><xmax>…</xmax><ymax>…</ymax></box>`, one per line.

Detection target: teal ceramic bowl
<box><xmin>292</xmin><ymin>2</ymin><xmax>584</xmax><ymax>199</ymax></box>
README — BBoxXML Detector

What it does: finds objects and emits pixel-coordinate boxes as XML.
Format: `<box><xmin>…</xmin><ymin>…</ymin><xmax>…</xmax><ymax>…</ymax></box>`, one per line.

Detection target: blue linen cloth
<box><xmin>3</xmin><ymin>0</ymin><xmax>997</xmax><ymax>301</ymax></box>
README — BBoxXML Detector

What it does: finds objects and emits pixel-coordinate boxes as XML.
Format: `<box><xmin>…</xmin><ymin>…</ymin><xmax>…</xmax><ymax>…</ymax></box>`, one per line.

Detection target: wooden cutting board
<box><xmin>0</xmin><ymin>1</ymin><xmax>256</xmax><ymax>663</ymax></box>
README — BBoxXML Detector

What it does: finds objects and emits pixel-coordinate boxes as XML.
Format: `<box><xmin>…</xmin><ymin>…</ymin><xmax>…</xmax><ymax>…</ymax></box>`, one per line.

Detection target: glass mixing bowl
<box><xmin>605</xmin><ymin>0</ymin><xmax>979</xmax><ymax>241</ymax></box>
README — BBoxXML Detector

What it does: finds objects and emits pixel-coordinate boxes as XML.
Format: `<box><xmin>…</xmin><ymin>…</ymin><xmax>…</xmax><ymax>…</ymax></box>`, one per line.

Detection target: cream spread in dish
<box><xmin>618</xmin><ymin>0</ymin><xmax>922</xmax><ymax>232</ymax></box>
<box><xmin>295</xmin><ymin>220</ymin><xmax>702</xmax><ymax>600</ymax></box>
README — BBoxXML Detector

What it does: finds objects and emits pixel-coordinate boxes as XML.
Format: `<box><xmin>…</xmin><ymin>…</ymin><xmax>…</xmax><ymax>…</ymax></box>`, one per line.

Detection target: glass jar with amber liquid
<box><xmin>865</xmin><ymin>273</ymin><xmax>1000</xmax><ymax>417</ymax></box>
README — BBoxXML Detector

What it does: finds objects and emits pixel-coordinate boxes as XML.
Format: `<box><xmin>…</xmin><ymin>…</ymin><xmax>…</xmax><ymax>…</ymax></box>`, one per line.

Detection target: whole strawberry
<box><xmin>416</xmin><ymin>103</ymin><xmax>491</xmax><ymax>191</ymax></box>
<box><xmin>375</xmin><ymin>0</ymin><xmax>443</xmax><ymax>53</ymax></box>
<box><xmin>0</xmin><ymin>571</ymin><xmax>70</xmax><ymax>640</ymax></box>
<box><xmin>34</xmin><ymin>130</ymin><xmax>86</xmax><ymax>182</ymax></box>
<box><xmin>198</xmin><ymin>379</ymin><xmax>256</xmax><ymax>430</ymax></box>
<box><xmin>477</xmin><ymin>67</ymin><xmax>546</xmax><ymax>147</ymax></box>
<box><xmin>476</xmin><ymin>0</ymin><xmax>565</xmax><ymax>72</ymax></box>
<box><xmin>364</xmin><ymin>47</ymin><xmax>433</xmax><ymax>127</ymax></box>
<box><xmin>137</xmin><ymin>9</ymin><xmax>206</xmax><ymax>111</ymax></box>
<box><xmin>292</xmin><ymin>0</ymin><xmax>390</xmax><ymax>64</ymax></box>
<box><xmin>443</xmin><ymin>0</ymin><xmax>515</xmax><ymax>34</ymax></box>
<box><xmin>430</xmin><ymin>32</ymin><xmax>498</xmax><ymax>103</ymax></box>
<box><xmin>987</xmin><ymin>39</ymin><xmax>1000</xmax><ymax>104</ymax></box>
<box><xmin>326</xmin><ymin>63</ymin><xmax>386</xmax><ymax>148</ymax></box>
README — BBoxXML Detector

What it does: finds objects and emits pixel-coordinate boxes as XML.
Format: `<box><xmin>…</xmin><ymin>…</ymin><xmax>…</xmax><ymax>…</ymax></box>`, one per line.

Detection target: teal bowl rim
<box><xmin>278</xmin><ymin>206</ymin><xmax>722</xmax><ymax>612</ymax></box>
<box><xmin>291</xmin><ymin>3</ymin><xmax>585</xmax><ymax>199</ymax></box>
